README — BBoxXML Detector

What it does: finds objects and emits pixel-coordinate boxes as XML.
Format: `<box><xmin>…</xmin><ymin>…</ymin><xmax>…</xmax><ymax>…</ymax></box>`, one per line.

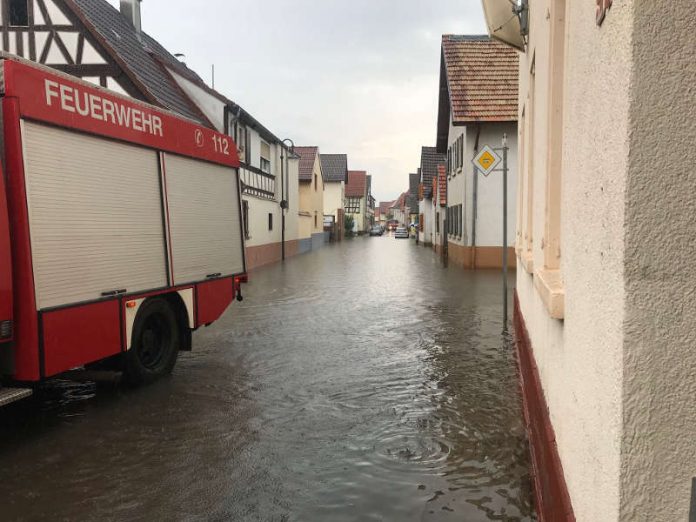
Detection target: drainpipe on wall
<box><xmin>280</xmin><ymin>147</ymin><xmax>285</xmax><ymax>261</ymax></box>
<box><xmin>471</xmin><ymin>125</ymin><xmax>482</xmax><ymax>269</ymax></box>
<box><xmin>280</xmin><ymin>139</ymin><xmax>294</xmax><ymax>262</ymax></box>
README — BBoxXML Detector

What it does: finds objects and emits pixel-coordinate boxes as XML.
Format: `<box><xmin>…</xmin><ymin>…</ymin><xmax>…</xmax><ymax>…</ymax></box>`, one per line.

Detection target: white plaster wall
<box><xmin>244</xmin><ymin>196</ymin><xmax>281</xmax><ymax>248</ymax></box>
<box><xmin>285</xmin><ymin>157</ymin><xmax>300</xmax><ymax>242</ymax></box>
<box><xmin>620</xmin><ymin>2</ymin><xmax>696</xmax><ymax>519</ymax></box>
<box><xmin>447</xmin><ymin>123</ymin><xmax>468</xmax><ymax>247</ymax></box>
<box><xmin>474</xmin><ymin>123</ymin><xmax>517</xmax><ymax>247</ymax></box>
<box><xmin>516</xmin><ymin>0</ymin><xmax>632</xmax><ymax>519</ymax></box>
<box><xmin>418</xmin><ymin>198</ymin><xmax>433</xmax><ymax>244</ymax></box>
<box><xmin>348</xmin><ymin>197</ymin><xmax>367</xmax><ymax>233</ymax></box>
<box><xmin>323</xmin><ymin>181</ymin><xmax>344</xmax><ymax>219</ymax></box>
<box><xmin>448</xmin><ymin>121</ymin><xmax>516</xmax><ymax>248</ymax></box>
<box><xmin>169</xmin><ymin>69</ymin><xmax>225</xmax><ymax>131</ymax></box>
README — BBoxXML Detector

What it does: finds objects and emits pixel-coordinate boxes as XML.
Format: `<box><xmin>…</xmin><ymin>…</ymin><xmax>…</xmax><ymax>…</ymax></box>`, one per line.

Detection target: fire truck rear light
<box><xmin>0</xmin><ymin>320</ymin><xmax>12</xmax><ymax>339</ymax></box>
<box><xmin>126</xmin><ymin>301</ymin><xmax>137</xmax><ymax>309</ymax></box>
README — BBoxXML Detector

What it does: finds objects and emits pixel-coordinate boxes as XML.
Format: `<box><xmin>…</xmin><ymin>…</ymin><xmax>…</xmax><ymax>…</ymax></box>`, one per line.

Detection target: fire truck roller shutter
<box><xmin>163</xmin><ymin>153</ymin><xmax>244</xmax><ymax>285</ymax></box>
<box><xmin>21</xmin><ymin>121</ymin><xmax>168</xmax><ymax>310</ymax></box>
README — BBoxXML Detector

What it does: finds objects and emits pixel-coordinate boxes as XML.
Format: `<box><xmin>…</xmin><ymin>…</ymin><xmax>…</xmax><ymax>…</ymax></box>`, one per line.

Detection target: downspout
<box><xmin>471</xmin><ymin>125</ymin><xmax>482</xmax><ymax>268</ymax></box>
<box><xmin>281</xmin><ymin>146</ymin><xmax>285</xmax><ymax>261</ymax></box>
<box><xmin>279</xmin><ymin>139</ymin><xmax>294</xmax><ymax>262</ymax></box>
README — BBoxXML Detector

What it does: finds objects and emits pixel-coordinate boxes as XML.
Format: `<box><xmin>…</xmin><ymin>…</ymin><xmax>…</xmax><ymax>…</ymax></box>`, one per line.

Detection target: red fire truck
<box><xmin>0</xmin><ymin>57</ymin><xmax>247</xmax><ymax>407</ymax></box>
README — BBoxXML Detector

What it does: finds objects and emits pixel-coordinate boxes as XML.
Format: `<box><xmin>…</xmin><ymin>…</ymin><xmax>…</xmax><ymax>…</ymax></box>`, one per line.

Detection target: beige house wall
<box><xmin>298</xmin><ymin>154</ymin><xmax>325</xmax><ymax>237</ymax></box>
<box><xmin>620</xmin><ymin>1</ymin><xmax>696</xmax><ymax>519</ymax></box>
<box><xmin>516</xmin><ymin>0</ymin><xmax>631</xmax><ymax>519</ymax></box>
<box><xmin>298</xmin><ymin>213</ymin><xmax>312</xmax><ymax>241</ymax></box>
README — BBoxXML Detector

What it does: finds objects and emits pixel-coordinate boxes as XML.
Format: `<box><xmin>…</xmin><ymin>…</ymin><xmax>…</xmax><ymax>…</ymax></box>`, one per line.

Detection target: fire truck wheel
<box><xmin>125</xmin><ymin>298</ymin><xmax>180</xmax><ymax>385</ymax></box>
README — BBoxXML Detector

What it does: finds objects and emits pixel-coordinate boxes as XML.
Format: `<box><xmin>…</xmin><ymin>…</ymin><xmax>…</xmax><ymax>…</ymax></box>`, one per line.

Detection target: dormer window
<box><xmin>9</xmin><ymin>0</ymin><xmax>29</xmax><ymax>27</ymax></box>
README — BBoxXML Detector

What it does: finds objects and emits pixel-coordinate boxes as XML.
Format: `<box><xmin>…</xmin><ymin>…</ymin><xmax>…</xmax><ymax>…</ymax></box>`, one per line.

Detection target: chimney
<box><xmin>120</xmin><ymin>0</ymin><xmax>142</xmax><ymax>37</ymax></box>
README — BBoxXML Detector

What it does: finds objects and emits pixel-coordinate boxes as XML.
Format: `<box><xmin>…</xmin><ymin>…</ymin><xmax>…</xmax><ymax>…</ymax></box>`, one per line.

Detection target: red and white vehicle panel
<box><xmin>0</xmin><ymin>56</ymin><xmax>247</xmax><ymax>383</ymax></box>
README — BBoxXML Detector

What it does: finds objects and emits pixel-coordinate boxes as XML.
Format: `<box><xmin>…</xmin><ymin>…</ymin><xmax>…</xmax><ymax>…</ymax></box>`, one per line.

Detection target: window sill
<box><xmin>534</xmin><ymin>268</ymin><xmax>565</xmax><ymax>320</ymax></box>
<box><xmin>520</xmin><ymin>250</ymin><xmax>534</xmax><ymax>274</ymax></box>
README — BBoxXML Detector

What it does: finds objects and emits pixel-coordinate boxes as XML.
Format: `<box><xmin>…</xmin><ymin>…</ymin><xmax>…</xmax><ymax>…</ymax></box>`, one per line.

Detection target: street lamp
<box><xmin>279</xmin><ymin>138</ymin><xmax>294</xmax><ymax>262</ymax></box>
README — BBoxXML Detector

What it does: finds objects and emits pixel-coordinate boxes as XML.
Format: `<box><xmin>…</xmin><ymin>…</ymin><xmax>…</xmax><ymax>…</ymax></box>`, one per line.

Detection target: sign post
<box><xmin>502</xmin><ymin>134</ymin><xmax>508</xmax><ymax>327</ymax></box>
<box><xmin>472</xmin><ymin>137</ymin><xmax>509</xmax><ymax>327</ymax></box>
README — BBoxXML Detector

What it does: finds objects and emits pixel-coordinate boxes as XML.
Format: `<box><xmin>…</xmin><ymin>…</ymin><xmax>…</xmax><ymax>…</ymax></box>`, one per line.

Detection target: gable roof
<box><xmin>420</xmin><ymin>146</ymin><xmax>445</xmax><ymax>199</ymax></box>
<box><xmin>65</xmin><ymin>0</ymin><xmax>207</xmax><ymax>124</ymax></box>
<box><xmin>379</xmin><ymin>201</ymin><xmax>395</xmax><ymax>214</ymax></box>
<box><xmin>407</xmin><ymin>173</ymin><xmax>420</xmax><ymax>212</ymax></box>
<box><xmin>65</xmin><ymin>0</ymin><xmax>291</xmax><ymax>150</ymax></box>
<box><xmin>141</xmin><ymin>29</ymin><xmax>287</xmax><ymax>147</ymax></box>
<box><xmin>294</xmin><ymin>146</ymin><xmax>319</xmax><ymax>181</ymax></box>
<box><xmin>436</xmin><ymin>35</ymin><xmax>519</xmax><ymax>152</ymax></box>
<box><xmin>320</xmin><ymin>154</ymin><xmax>348</xmax><ymax>183</ymax></box>
<box><xmin>345</xmin><ymin>171</ymin><xmax>367</xmax><ymax>198</ymax></box>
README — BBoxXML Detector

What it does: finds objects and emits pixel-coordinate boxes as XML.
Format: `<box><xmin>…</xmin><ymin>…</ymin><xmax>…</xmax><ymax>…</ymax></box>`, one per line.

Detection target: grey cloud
<box><xmin>107</xmin><ymin>0</ymin><xmax>486</xmax><ymax>201</ymax></box>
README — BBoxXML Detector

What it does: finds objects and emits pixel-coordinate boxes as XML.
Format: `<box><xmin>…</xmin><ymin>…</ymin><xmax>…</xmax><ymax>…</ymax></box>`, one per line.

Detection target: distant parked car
<box><xmin>394</xmin><ymin>226</ymin><xmax>409</xmax><ymax>239</ymax></box>
<box><xmin>369</xmin><ymin>225</ymin><xmax>383</xmax><ymax>236</ymax></box>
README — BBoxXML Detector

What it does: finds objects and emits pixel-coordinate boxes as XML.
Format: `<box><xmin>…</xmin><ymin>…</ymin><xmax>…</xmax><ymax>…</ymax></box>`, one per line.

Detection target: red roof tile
<box><xmin>379</xmin><ymin>201</ymin><xmax>395</xmax><ymax>214</ymax></box>
<box><xmin>294</xmin><ymin>146</ymin><xmax>319</xmax><ymax>182</ymax></box>
<box><xmin>442</xmin><ymin>35</ymin><xmax>519</xmax><ymax>123</ymax></box>
<box><xmin>438</xmin><ymin>165</ymin><xmax>447</xmax><ymax>206</ymax></box>
<box><xmin>345</xmin><ymin>171</ymin><xmax>367</xmax><ymax>197</ymax></box>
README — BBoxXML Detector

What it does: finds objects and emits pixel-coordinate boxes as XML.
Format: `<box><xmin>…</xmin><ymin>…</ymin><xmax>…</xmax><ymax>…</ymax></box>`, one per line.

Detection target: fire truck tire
<box><xmin>125</xmin><ymin>298</ymin><xmax>180</xmax><ymax>385</ymax></box>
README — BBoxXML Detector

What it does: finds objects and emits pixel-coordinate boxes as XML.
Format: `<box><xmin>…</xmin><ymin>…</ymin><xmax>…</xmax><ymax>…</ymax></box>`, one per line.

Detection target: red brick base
<box><xmin>447</xmin><ymin>243</ymin><xmax>517</xmax><ymax>269</ymax></box>
<box><xmin>513</xmin><ymin>293</ymin><xmax>575</xmax><ymax>521</ymax></box>
<box><xmin>245</xmin><ymin>240</ymin><xmax>299</xmax><ymax>271</ymax></box>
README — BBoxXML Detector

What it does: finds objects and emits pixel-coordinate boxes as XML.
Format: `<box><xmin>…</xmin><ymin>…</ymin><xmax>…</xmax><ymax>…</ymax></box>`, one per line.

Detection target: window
<box><xmin>544</xmin><ymin>0</ymin><xmax>567</xmax><ymax>271</ymax></box>
<box><xmin>314</xmin><ymin>174</ymin><xmax>318</xmax><ymax>191</ymax></box>
<box><xmin>268</xmin><ymin>212</ymin><xmax>273</xmax><ymax>231</ymax></box>
<box><xmin>436</xmin><ymin>212</ymin><xmax>440</xmax><ymax>233</ymax></box>
<box><xmin>240</xmin><ymin>167</ymin><xmax>276</xmax><ymax>200</ymax></box>
<box><xmin>447</xmin><ymin>147</ymin><xmax>452</xmax><ymax>177</ymax></box>
<box><xmin>242</xmin><ymin>200</ymin><xmax>250</xmax><ymax>239</ymax></box>
<box><xmin>9</xmin><ymin>0</ymin><xmax>29</xmax><ymax>26</ymax></box>
<box><xmin>523</xmin><ymin>57</ymin><xmax>536</xmax><ymax>261</ymax></box>
<box><xmin>449</xmin><ymin>204</ymin><xmax>463</xmax><ymax>237</ymax></box>
<box><xmin>260</xmin><ymin>141</ymin><xmax>271</xmax><ymax>174</ymax></box>
<box><xmin>458</xmin><ymin>205</ymin><xmax>463</xmax><ymax>237</ymax></box>
<box><xmin>314</xmin><ymin>212</ymin><xmax>318</xmax><ymax>228</ymax></box>
<box><xmin>345</xmin><ymin>197</ymin><xmax>361</xmax><ymax>213</ymax></box>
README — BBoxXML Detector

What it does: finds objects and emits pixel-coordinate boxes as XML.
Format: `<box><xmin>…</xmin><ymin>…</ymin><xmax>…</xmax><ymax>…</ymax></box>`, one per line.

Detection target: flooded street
<box><xmin>0</xmin><ymin>237</ymin><xmax>534</xmax><ymax>521</ymax></box>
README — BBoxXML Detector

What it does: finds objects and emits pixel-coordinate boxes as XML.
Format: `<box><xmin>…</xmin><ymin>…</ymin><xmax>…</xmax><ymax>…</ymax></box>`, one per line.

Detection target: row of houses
<box><xmin>391</xmin><ymin>1</ymin><xmax>695</xmax><ymax>521</ymax></box>
<box><xmin>388</xmin><ymin>35</ymin><xmax>518</xmax><ymax>270</ymax></box>
<box><xmin>0</xmin><ymin>0</ymin><xmax>379</xmax><ymax>268</ymax></box>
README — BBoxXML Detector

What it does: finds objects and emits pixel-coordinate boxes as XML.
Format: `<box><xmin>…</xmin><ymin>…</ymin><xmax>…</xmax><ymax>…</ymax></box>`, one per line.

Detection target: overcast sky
<box><xmin>107</xmin><ymin>0</ymin><xmax>487</xmax><ymax>203</ymax></box>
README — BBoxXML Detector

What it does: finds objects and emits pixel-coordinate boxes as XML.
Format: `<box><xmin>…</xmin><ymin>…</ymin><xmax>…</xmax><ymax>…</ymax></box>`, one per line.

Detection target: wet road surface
<box><xmin>0</xmin><ymin>235</ymin><xmax>534</xmax><ymax>521</ymax></box>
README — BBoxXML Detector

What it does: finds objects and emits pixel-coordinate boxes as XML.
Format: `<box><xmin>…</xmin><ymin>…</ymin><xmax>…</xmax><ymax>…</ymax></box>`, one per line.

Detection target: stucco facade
<box><xmin>446</xmin><ymin>121</ymin><xmax>517</xmax><ymax>268</ymax></box>
<box><xmin>513</xmin><ymin>1</ymin><xmax>696</xmax><ymax>520</ymax></box>
<box><xmin>323</xmin><ymin>181</ymin><xmax>344</xmax><ymax>223</ymax></box>
<box><xmin>297</xmin><ymin>148</ymin><xmax>326</xmax><ymax>249</ymax></box>
<box><xmin>418</xmin><ymin>198</ymin><xmax>433</xmax><ymax>245</ymax></box>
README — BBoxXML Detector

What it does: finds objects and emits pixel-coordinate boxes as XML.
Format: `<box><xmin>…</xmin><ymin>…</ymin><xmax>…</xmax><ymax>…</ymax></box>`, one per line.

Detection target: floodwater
<box><xmin>0</xmin><ymin>235</ymin><xmax>534</xmax><ymax>521</ymax></box>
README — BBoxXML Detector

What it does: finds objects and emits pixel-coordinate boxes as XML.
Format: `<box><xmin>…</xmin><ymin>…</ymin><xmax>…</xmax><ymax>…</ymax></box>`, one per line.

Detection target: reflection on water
<box><xmin>0</xmin><ymin>236</ymin><xmax>534</xmax><ymax>521</ymax></box>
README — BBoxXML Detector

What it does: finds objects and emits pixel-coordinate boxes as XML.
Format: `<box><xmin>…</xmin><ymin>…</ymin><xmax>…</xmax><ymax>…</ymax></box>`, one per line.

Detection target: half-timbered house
<box><xmin>0</xmin><ymin>0</ymin><xmax>301</xmax><ymax>270</ymax></box>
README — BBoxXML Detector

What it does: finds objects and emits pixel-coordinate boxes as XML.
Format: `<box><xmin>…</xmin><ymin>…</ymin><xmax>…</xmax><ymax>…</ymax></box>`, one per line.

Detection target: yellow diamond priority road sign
<box><xmin>472</xmin><ymin>145</ymin><xmax>502</xmax><ymax>177</ymax></box>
